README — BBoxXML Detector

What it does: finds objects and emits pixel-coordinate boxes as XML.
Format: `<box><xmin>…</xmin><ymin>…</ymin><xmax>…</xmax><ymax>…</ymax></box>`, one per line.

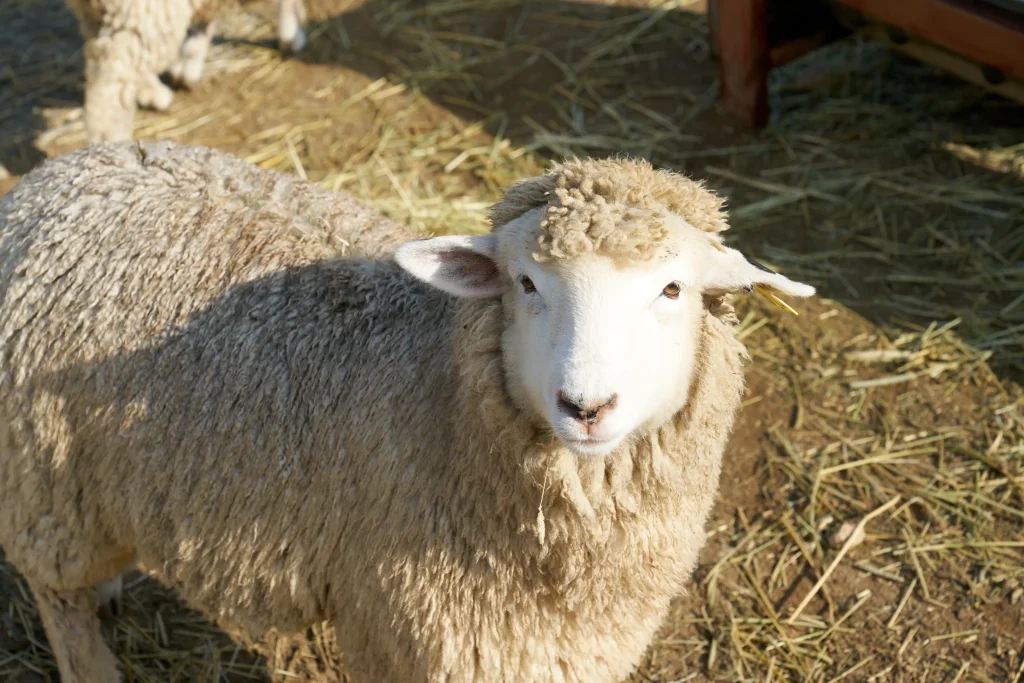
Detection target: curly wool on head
<box><xmin>489</xmin><ymin>156</ymin><xmax>729</xmax><ymax>262</ymax></box>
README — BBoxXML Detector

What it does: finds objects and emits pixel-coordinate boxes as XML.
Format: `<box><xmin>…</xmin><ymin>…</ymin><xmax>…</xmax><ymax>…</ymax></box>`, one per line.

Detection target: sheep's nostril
<box><xmin>557</xmin><ymin>392</ymin><xmax>619</xmax><ymax>427</ymax></box>
<box><xmin>557</xmin><ymin>391</ymin><xmax>584</xmax><ymax>420</ymax></box>
<box><xmin>589</xmin><ymin>393</ymin><xmax>618</xmax><ymax>426</ymax></box>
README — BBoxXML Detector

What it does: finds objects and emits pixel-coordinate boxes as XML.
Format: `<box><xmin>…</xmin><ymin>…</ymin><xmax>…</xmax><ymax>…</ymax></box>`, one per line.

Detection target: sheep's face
<box><xmin>395</xmin><ymin>209</ymin><xmax>814</xmax><ymax>457</ymax></box>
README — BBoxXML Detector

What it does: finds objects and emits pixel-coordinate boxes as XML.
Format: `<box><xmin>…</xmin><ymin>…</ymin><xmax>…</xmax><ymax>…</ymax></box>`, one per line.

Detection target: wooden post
<box><xmin>715</xmin><ymin>0</ymin><xmax>771</xmax><ymax>128</ymax></box>
<box><xmin>708</xmin><ymin>0</ymin><xmax>719</xmax><ymax>60</ymax></box>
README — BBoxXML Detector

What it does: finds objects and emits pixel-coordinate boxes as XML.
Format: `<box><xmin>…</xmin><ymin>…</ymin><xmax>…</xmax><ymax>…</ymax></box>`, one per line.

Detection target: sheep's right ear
<box><xmin>699</xmin><ymin>243</ymin><xmax>815</xmax><ymax>313</ymax></box>
<box><xmin>394</xmin><ymin>234</ymin><xmax>503</xmax><ymax>298</ymax></box>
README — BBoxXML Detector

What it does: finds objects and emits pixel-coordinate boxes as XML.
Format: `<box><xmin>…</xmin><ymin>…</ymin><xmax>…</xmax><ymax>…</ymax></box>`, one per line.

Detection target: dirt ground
<box><xmin>0</xmin><ymin>0</ymin><xmax>1022</xmax><ymax>681</ymax></box>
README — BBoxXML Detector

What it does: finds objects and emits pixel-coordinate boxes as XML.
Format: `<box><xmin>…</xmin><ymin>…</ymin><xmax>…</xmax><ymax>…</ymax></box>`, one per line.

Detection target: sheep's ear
<box><xmin>394</xmin><ymin>234</ymin><xmax>503</xmax><ymax>298</ymax></box>
<box><xmin>700</xmin><ymin>243</ymin><xmax>815</xmax><ymax>304</ymax></box>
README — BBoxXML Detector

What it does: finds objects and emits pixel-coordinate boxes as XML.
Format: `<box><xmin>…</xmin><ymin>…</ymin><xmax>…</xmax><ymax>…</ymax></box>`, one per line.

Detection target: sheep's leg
<box><xmin>65</xmin><ymin>0</ymin><xmax>101</xmax><ymax>40</ymax></box>
<box><xmin>168</xmin><ymin>21</ymin><xmax>216</xmax><ymax>89</ymax></box>
<box><xmin>31</xmin><ymin>584</ymin><xmax>121</xmax><ymax>682</ymax></box>
<box><xmin>276</xmin><ymin>0</ymin><xmax>308</xmax><ymax>53</ymax></box>
<box><xmin>95</xmin><ymin>573</ymin><xmax>124</xmax><ymax>618</ymax></box>
<box><xmin>82</xmin><ymin>33</ymin><xmax>141</xmax><ymax>143</ymax></box>
<box><xmin>136</xmin><ymin>72</ymin><xmax>175</xmax><ymax>111</ymax></box>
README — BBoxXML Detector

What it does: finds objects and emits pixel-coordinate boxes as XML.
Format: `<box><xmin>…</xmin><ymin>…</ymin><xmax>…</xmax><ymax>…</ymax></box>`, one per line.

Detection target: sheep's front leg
<box><xmin>136</xmin><ymin>72</ymin><xmax>174</xmax><ymax>111</ymax></box>
<box><xmin>82</xmin><ymin>33</ymin><xmax>141</xmax><ymax>143</ymax></box>
<box><xmin>95</xmin><ymin>573</ymin><xmax>124</xmax><ymax>618</ymax></box>
<box><xmin>168</xmin><ymin>21</ymin><xmax>216</xmax><ymax>89</ymax></box>
<box><xmin>31</xmin><ymin>584</ymin><xmax>121</xmax><ymax>682</ymax></box>
<box><xmin>276</xmin><ymin>0</ymin><xmax>308</xmax><ymax>53</ymax></box>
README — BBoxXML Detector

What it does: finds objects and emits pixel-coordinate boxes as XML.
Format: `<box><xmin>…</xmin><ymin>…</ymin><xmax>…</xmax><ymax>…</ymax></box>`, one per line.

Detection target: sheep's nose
<box><xmin>557</xmin><ymin>391</ymin><xmax>619</xmax><ymax>427</ymax></box>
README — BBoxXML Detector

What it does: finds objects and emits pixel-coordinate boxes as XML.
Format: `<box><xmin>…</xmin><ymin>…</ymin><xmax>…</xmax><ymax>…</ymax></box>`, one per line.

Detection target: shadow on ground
<box><xmin>0</xmin><ymin>0</ymin><xmax>81</xmax><ymax>175</ymax></box>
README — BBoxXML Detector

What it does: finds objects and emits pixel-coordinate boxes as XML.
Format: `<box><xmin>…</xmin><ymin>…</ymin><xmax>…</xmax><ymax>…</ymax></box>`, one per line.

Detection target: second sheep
<box><xmin>66</xmin><ymin>0</ymin><xmax>307</xmax><ymax>143</ymax></box>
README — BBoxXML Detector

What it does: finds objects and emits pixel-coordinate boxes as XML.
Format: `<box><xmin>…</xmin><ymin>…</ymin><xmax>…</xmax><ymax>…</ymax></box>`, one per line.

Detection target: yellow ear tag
<box><xmin>753</xmin><ymin>283</ymin><xmax>799</xmax><ymax>316</ymax></box>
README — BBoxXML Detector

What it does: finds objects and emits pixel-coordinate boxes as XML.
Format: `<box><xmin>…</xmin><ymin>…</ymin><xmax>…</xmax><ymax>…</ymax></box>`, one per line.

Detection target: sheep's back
<box><xmin>0</xmin><ymin>140</ymin><xmax>414</xmax><ymax>362</ymax></box>
<box><xmin>0</xmin><ymin>141</ymin><xmax>452</xmax><ymax>633</ymax></box>
<box><xmin>65</xmin><ymin>0</ymin><xmax>198</xmax><ymax>72</ymax></box>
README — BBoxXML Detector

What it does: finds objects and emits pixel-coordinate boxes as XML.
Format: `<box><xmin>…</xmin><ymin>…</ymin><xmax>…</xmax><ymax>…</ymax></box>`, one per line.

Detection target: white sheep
<box><xmin>65</xmin><ymin>0</ymin><xmax>307</xmax><ymax>144</ymax></box>
<box><xmin>0</xmin><ymin>140</ymin><xmax>815</xmax><ymax>682</ymax></box>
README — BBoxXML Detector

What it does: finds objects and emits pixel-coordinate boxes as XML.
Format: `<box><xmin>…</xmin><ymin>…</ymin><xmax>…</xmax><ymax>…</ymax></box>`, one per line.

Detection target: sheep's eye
<box><xmin>520</xmin><ymin>276</ymin><xmax>536</xmax><ymax>293</ymax></box>
<box><xmin>662</xmin><ymin>282</ymin><xmax>681</xmax><ymax>300</ymax></box>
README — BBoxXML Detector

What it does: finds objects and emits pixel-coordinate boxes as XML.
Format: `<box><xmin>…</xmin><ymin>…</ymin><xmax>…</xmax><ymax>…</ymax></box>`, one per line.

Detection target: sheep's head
<box><xmin>395</xmin><ymin>158</ymin><xmax>815</xmax><ymax>456</ymax></box>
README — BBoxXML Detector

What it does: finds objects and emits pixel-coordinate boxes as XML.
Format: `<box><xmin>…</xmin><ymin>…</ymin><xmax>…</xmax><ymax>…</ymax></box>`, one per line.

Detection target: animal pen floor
<box><xmin>1</xmin><ymin>0</ymin><xmax>1023</xmax><ymax>680</ymax></box>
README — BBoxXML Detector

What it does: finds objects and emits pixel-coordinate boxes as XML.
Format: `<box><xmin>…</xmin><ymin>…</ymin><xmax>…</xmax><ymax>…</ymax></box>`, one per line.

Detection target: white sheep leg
<box><xmin>82</xmin><ymin>33</ymin><xmax>141</xmax><ymax>143</ymax></box>
<box><xmin>95</xmin><ymin>573</ymin><xmax>124</xmax><ymax>617</ymax></box>
<box><xmin>167</xmin><ymin>21</ymin><xmax>216</xmax><ymax>89</ymax></box>
<box><xmin>31</xmin><ymin>584</ymin><xmax>122</xmax><ymax>682</ymax></box>
<box><xmin>276</xmin><ymin>0</ymin><xmax>308</xmax><ymax>53</ymax></box>
<box><xmin>136</xmin><ymin>72</ymin><xmax>174</xmax><ymax>111</ymax></box>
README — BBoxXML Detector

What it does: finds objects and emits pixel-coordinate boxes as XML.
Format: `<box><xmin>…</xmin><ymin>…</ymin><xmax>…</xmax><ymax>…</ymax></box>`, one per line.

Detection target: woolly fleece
<box><xmin>0</xmin><ymin>141</ymin><xmax>749</xmax><ymax>683</ymax></box>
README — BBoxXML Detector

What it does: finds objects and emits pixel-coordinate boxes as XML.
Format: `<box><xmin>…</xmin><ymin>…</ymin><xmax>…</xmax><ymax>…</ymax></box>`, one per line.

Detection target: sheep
<box><xmin>0</xmin><ymin>140</ymin><xmax>816</xmax><ymax>683</ymax></box>
<box><xmin>65</xmin><ymin>0</ymin><xmax>307</xmax><ymax>144</ymax></box>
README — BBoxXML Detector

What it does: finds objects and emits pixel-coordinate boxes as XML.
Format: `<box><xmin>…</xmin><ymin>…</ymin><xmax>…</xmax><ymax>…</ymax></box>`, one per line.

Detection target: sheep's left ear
<box><xmin>700</xmin><ymin>243</ymin><xmax>815</xmax><ymax>300</ymax></box>
<box><xmin>394</xmin><ymin>234</ymin><xmax>503</xmax><ymax>298</ymax></box>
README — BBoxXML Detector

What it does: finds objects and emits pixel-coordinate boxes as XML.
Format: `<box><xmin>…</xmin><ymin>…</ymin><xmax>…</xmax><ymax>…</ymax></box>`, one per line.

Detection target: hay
<box><xmin>633</xmin><ymin>294</ymin><xmax>1023</xmax><ymax>681</ymax></box>
<box><xmin>0</xmin><ymin>0</ymin><xmax>1022</xmax><ymax>679</ymax></box>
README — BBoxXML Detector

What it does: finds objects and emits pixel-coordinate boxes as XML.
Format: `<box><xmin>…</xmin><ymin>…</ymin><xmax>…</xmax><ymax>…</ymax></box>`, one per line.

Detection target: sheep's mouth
<box><xmin>561</xmin><ymin>434</ymin><xmax>622</xmax><ymax>457</ymax></box>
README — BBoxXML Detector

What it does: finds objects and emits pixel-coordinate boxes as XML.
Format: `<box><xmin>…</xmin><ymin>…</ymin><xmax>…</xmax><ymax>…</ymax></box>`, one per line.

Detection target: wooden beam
<box><xmin>858</xmin><ymin>23</ymin><xmax>1024</xmax><ymax>105</ymax></box>
<box><xmin>830</xmin><ymin>0</ymin><xmax>1024</xmax><ymax>82</ymax></box>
